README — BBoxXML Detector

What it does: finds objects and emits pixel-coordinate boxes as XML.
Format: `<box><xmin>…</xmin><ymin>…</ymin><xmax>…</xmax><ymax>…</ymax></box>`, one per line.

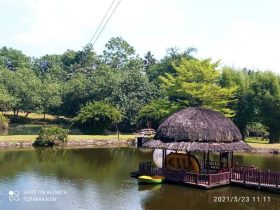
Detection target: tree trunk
<box><xmin>24</xmin><ymin>112</ymin><xmax>30</xmax><ymax>119</ymax></box>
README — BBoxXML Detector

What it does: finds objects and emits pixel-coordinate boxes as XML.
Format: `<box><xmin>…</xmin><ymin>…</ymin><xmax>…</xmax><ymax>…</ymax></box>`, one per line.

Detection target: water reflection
<box><xmin>0</xmin><ymin>148</ymin><xmax>279</xmax><ymax>210</ymax></box>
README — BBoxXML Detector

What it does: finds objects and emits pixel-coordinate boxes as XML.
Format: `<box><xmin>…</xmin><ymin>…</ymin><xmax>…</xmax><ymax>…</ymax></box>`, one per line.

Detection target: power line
<box><xmin>89</xmin><ymin>0</ymin><xmax>117</xmax><ymax>44</ymax></box>
<box><xmin>91</xmin><ymin>0</ymin><xmax>122</xmax><ymax>47</ymax></box>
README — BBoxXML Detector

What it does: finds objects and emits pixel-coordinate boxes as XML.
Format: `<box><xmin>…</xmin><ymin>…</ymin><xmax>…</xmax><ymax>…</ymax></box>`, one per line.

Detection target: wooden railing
<box><xmin>139</xmin><ymin>162</ymin><xmax>280</xmax><ymax>188</ymax></box>
<box><xmin>139</xmin><ymin>162</ymin><xmax>230</xmax><ymax>185</ymax></box>
<box><xmin>231</xmin><ymin>167</ymin><xmax>280</xmax><ymax>187</ymax></box>
<box><xmin>198</xmin><ymin>160</ymin><xmax>222</xmax><ymax>170</ymax></box>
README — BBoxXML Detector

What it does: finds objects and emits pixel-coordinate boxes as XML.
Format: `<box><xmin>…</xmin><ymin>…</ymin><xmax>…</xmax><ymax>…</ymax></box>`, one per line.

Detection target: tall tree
<box><xmin>102</xmin><ymin>37</ymin><xmax>142</xmax><ymax>70</ymax></box>
<box><xmin>251</xmin><ymin>71</ymin><xmax>280</xmax><ymax>143</ymax></box>
<box><xmin>146</xmin><ymin>47</ymin><xmax>196</xmax><ymax>82</ymax></box>
<box><xmin>0</xmin><ymin>47</ymin><xmax>30</xmax><ymax>71</ymax></box>
<box><xmin>161</xmin><ymin>58</ymin><xmax>236</xmax><ymax>116</ymax></box>
<box><xmin>220</xmin><ymin>67</ymin><xmax>255</xmax><ymax>138</ymax></box>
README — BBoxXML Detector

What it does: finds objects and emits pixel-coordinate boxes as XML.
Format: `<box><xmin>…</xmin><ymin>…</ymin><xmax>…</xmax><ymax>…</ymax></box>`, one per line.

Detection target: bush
<box><xmin>33</xmin><ymin>127</ymin><xmax>69</xmax><ymax>147</ymax></box>
<box><xmin>0</xmin><ymin>113</ymin><xmax>9</xmax><ymax>129</ymax></box>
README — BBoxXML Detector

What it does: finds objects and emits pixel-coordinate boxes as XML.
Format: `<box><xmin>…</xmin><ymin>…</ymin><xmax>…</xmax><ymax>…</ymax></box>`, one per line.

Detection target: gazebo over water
<box><xmin>138</xmin><ymin>107</ymin><xmax>252</xmax><ymax>188</ymax></box>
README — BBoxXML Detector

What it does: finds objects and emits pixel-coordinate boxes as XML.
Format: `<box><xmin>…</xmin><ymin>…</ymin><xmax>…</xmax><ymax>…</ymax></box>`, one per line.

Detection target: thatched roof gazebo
<box><xmin>144</xmin><ymin>107</ymin><xmax>251</xmax><ymax>152</ymax></box>
<box><xmin>139</xmin><ymin>107</ymin><xmax>252</xmax><ymax>180</ymax></box>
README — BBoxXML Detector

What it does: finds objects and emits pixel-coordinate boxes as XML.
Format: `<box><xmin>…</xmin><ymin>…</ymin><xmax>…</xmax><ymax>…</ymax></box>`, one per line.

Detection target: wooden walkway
<box><xmin>138</xmin><ymin>162</ymin><xmax>280</xmax><ymax>193</ymax></box>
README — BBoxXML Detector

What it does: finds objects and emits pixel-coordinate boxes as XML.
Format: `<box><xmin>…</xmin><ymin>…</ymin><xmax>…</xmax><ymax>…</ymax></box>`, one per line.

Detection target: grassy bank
<box><xmin>0</xmin><ymin>134</ymin><xmax>136</xmax><ymax>142</ymax></box>
<box><xmin>0</xmin><ymin>135</ymin><xmax>279</xmax><ymax>149</ymax></box>
<box><xmin>245</xmin><ymin>137</ymin><xmax>280</xmax><ymax>149</ymax></box>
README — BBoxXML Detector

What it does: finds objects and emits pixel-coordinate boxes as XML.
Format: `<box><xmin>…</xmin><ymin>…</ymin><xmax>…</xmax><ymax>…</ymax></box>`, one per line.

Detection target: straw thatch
<box><xmin>144</xmin><ymin>107</ymin><xmax>251</xmax><ymax>152</ymax></box>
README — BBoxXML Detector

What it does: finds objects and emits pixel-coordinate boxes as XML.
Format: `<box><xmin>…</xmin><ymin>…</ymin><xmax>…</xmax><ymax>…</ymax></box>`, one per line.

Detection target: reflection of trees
<box><xmin>0</xmin><ymin>128</ymin><xmax>8</xmax><ymax>135</ymax></box>
<box><xmin>35</xmin><ymin>147</ymin><xmax>67</xmax><ymax>163</ymax></box>
<box><xmin>0</xmin><ymin>149</ymin><xmax>36</xmax><ymax>178</ymax></box>
<box><xmin>234</xmin><ymin>153</ymin><xmax>280</xmax><ymax>170</ymax></box>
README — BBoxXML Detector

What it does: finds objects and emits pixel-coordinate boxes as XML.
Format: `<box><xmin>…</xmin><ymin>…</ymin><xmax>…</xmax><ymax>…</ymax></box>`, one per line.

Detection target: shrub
<box><xmin>33</xmin><ymin>127</ymin><xmax>69</xmax><ymax>147</ymax></box>
<box><xmin>0</xmin><ymin>113</ymin><xmax>9</xmax><ymax>129</ymax></box>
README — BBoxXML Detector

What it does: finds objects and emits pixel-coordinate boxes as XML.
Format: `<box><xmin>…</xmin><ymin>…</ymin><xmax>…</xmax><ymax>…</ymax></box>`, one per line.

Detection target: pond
<box><xmin>3</xmin><ymin>123</ymin><xmax>86</xmax><ymax>135</ymax></box>
<box><xmin>0</xmin><ymin>147</ymin><xmax>279</xmax><ymax>210</ymax></box>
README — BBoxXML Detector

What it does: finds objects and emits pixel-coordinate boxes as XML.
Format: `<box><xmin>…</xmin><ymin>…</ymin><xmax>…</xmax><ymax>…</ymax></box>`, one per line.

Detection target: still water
<box><xmin>4</xmin><ymin>124</ymin><xmax>85</xmax><ymax>135</ymax></box>
<box><xmin>0</xmin><ymin>147</ymin><xmax>279</xmax><ymax>210</ymax></box>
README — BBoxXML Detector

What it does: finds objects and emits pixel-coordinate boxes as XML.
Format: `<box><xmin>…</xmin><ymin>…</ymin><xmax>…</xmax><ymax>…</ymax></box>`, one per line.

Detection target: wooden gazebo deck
<box><xmin>138</xmin><ymin>161</ymin><xmax>280</xmax><ymax>193</ymax></box>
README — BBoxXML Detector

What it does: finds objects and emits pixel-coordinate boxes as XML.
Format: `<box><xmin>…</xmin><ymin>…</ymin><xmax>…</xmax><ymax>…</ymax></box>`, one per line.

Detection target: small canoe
<box><xmin>138</xmin><ymin>175</ymin><xmax>165</xmax><ymax>184</ymax></box>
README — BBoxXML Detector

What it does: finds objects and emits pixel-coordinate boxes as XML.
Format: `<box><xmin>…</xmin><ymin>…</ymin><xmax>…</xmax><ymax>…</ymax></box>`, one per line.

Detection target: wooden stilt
<box><xmin>219</xmin><ymin>152</ymin><xmax>222</xmax><ymax>169</ymax></box>
<box><xmin>162</xmin><ymin>148</ymin><xmax>165</xmax><ymax>168</ymax></box>
<box><xmin>207</xmin><ymin>151</ymin><xmax>210</xmax><ymax>174</ymax></box>
<box><xmin>226</xmin><ymin>152</ymin><xmax>229</xmax><ymax>169</ymax></box>
<box><xmin>203</xmin><ymin>152</ymin><xmax>206</xmax><ymax>169</ymax></box>
<box><xmin>188</xmin><ymin>151</ymin><xmax>191</xmax><ymax>172</ymax></box>
<box><xmin>231</xmin><ymin>151</ymin><xmax>234</xmax><ymax>168</ymax></box>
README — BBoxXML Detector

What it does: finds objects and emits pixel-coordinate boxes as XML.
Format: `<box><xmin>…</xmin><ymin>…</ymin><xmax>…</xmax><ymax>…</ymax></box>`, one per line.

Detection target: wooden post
<box><xmin>231</xmin><ymin>151</ymin><xmax>234</xmax><ymax>168</ymax></box>
<box><xmin>162</xmin><ymin>148</ymin><xmax>165</xmax><ymax>168</ymax></box>
<box><xmin>219</xmin><ymin>152</ymin><xmax>222</xmax><ymax>169</ymax></box>
<box><xmin>207</xmin><ymin>151</ymin><xmax>210</xmax><ymax>174</ymax></box>
<box><xmin>188</xmin><ymin>151</ymin><xmax>191</xmax><ymax>172</ymax></box>
<box><xmin>203</xmin><ymin>152</ymin><xmax>206</xmax><ymax>168</ymax></box>
<box><xmin>226</xmin><ymin>152</ymin><xmax>229</xmax><ymax>169</ymax></box>
<box><xmin>229</xmin><ymin>168</ymin><xmax>232</xmax><ymax>182</ymax></box>
<box><xmin>208</xmin><ymin>174</ymin><xmax>211</xmax><ymax>185</ymax></box>
<box><xmin>276</xmin><ymin>173</ymin><xmax>279</xmax><ymax>187</ymax></box>
<box><xmin>258</xmin><ymin>170</ymin><xmax>261</xmax><ymax>190</ymax></box>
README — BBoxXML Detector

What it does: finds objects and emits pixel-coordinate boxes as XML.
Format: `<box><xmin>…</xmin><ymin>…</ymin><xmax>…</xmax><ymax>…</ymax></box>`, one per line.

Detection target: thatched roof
<box><xmin>143</xmin><ymin>107</ymin><xmax>251</xmax><ymax>152</ymax></box>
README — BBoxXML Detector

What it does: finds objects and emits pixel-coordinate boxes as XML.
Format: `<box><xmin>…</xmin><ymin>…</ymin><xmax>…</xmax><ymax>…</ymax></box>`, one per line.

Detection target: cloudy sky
<box><xmin>1</xmin><ymin>0</ymin><xmax>280</xmax><ymax>72</ymax></box>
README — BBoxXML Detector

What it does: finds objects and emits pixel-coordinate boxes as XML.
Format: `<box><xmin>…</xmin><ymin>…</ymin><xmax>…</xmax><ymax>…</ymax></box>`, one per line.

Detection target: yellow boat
<box><xmin>138</xmin><ymin>175</ymin><xmax>165</xmax><ymax>184</ymax></box>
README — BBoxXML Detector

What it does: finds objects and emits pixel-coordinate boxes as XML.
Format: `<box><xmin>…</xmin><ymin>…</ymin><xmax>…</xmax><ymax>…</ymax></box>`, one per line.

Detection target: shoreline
<box><xmin>0</xmin><ymin>139</ymin><xmax>279</xmax><ymax>154</ymax></box>
<box><xmin>0</xmin><ymin>139</ymin><xmax>135</xmax><ymax>149</ymax></box>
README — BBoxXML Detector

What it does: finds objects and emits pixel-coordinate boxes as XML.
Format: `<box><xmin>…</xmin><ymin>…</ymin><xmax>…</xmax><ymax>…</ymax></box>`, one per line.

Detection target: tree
<box><xmin>39</xmin><ymin>78</ymin><xmax>63</xmax><ymax>119</ymax></box>
<box><xmin>146</xmin><ymin>47</ymin><xmax>196</xmax><ymax>82</ymax></box>
<box><xmin>32</xmin><ymin>54</ymin><xmax>66</xmax><ymax>81</ymax></box>
<box><xmin>137</xmin><ymin>98</ymin><xmax>179</xmax><ymax>128</ymax></box>
<box><xmin>160</xmin><ymin>58</ymin><xmax>236</xmax><ymax>116</ymax></box>
<box><xmin>251</xmin><ymin>71</ymin><xmax>280</xmax><ymax>143</ymax></box>
<box><xmin>61</xmin><ymin>44</ymin><xmax>100</xmax><ymax>78</ymax></box>
<box><xmin>109</xmin><ymin>69</ymin><xmax>159</xmax><ymax>128</ymax></box>
<box><xmin>102</xmin><ymin>37</ymin><xmax>142</xmax><ymax>70</ymax></box>
<box><xmin>13</xmin><ymin>69</ymin><xmax>42</xmax><ymax>116</ymax></box>
<box><xmin>220</xmin><ymin>67</ymin><xmax>255</xmax><ymax>138</ymax></box>
<box><xmin>0</xmin><ymin>47</ymin><xmax>30</xmax><ymax>71</ymax></box>
<box><xmin>0</xmin><ymin>84</ymin><xmax>17</xmax><ymax>112</ymax></box>
<box><xmin>143</xmin><ymin>51</ymin><xmax>156</xmax><ymax>70</ymax></box>
<box><xmin>60</xmin><ymin>73</ymin><xmax>92</xmax><ymax>116</ymax></box>
<box><xmin>71</xmin><ymin>101</ymin><xmax>123</xmax><ymax>133</ymax></box>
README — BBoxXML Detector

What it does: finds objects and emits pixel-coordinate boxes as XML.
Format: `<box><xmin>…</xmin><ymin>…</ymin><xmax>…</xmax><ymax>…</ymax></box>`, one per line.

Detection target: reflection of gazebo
<box><xmin>138</xmin><ymin>107</ymin><xmax>252</xmax><ymax>188</ymax></box>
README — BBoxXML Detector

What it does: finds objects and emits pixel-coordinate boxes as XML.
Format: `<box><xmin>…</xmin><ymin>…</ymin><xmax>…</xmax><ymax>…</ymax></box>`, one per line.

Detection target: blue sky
<box><xmin>1</xmin><ymin>0</ymin><xmax>280</xmax><ymax>72</ymax></box>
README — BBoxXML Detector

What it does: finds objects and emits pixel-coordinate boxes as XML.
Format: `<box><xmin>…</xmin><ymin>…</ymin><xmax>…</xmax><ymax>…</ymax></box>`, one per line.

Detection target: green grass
<box><xmin>0</xmin><ymin>134</ymin><xmax>136</xmax><ymax>142</ymax></box>
<box><xmin>245</xmin><ymin>137</ymin><xmax>280</xmax><ymax>149</ymax></box>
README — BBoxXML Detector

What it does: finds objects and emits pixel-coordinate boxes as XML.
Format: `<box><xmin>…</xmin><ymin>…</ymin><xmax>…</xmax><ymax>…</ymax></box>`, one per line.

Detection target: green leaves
<box><xmin>160</xmin><ymin>58</ymin><xmax>236</xmax><ymax>116</ymax></box>
<box><xmin>71</xmin><ymin>102</ymin><xmax>123</xmax><ymax>130</ymax></box>
<box><xmin>33</xmin><ymin>127</ymin><xmax>69</xmax><ymax>147</ymax></box>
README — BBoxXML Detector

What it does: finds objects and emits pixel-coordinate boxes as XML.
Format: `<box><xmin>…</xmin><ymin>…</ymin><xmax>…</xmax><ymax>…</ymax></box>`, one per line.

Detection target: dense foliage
<box><xmin>33</xmin><ymin>127</ymin><xmax>69</xmax><ymax>147</ymax></box>
<box><xmin>71</xmin><ymin>102</ymin><xmax>123</xmax><ymax>133</ymax></box>
<box><xmin>1</xmin><ymin>37</ymin><xmax>280</xmax><ymax>142</ymax></box>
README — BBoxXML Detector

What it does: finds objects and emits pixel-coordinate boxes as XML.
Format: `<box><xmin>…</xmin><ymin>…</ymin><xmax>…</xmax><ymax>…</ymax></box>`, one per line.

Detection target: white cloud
<box><xmin>1</xmin><ymin>0</ymin><xmax>280</xmax><ymax>73</ymax></box>
<box><xmin>205</xmin><ymin>20</ymin><xmax>280</xmax><ymax>72</ymax></box>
